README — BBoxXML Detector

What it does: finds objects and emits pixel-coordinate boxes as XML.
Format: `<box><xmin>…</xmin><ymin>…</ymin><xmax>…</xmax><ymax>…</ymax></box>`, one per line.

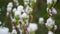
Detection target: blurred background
<box><xmin>0</xmin><ymin>0</ymin><xmax>60</xmax><ymax>34</ymax></box>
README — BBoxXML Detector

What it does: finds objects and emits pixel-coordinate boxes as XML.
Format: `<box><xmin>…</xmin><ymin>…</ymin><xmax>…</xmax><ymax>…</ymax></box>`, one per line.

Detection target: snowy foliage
<box><xmin>23</xmin><ymin>0</ymin><xmax>29</xmax><ymax>5</ymax></box>
<box><xmin>45</xmin><ymin>17</ymin><xmax>55</xmax><ymax>29</ymax></box>
<box><xmin>27</xmin><ymin>23</ymin><xmax>38</xmax><ymax>32</ymax></box>
<box><xmin>7</xmin><ymin>2</ymin><xmax>13</xmax><ymax>12</ymax></box>
<box><xmin>11</xmin><ymin>29</ymin><xmax>17</xmax><ymax>34</ymax></box>
<box><xmin>47</xmin><ymin>0</ymin><xmax>52</xmax><ymax>4</ymax></box>
<box><xmin>48</xmin><ymin>31</ymin><xmax>53</xmax><ymax>34</ymax></box>
<box><xmin>39</xmin><ymin>17</ymin><xmax>44</xmax><ymax>24</ymax></box>
<box><xmin>13</xmin><ymin>8</ymin><xmax>17</xmax><ymax>12</ymax></box>
<box><xmin>21</xmin><ymin>12</ymin><xmax>29</xmax><ymax>18</ymax></box>
<box><xmin>13</xmin><ymin>0</ymin><xmax>19</xmax><ymax>6</ymax></box>
<box><xmin>51</xmin><ymin>7</ymin><xmax>57</xmax><ymax>15</ymax></box>
<box><xmin>0</xmin><ymin>27</ymin><xmax>9</xmax><ymax>34</ymax></box>
<box><xmin>54</xmin><ymin>25</ymin><xmax>57</xmax><ymax>30</ymax></box>
<box><xmin>26</xmin><ymin>5</ymin><xmax>33</xmax><ymax>14</ymax></box>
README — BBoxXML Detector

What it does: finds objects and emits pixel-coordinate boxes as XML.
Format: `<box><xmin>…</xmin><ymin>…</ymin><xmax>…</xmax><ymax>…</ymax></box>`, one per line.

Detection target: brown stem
<box><xmin>30</xmin><ymin>14</ymin><xmax>33</xmax><ymax>23</ymax></box>
<box><xmin>22</xmin><ymin>23</ymin><xmax>28</xmax><ymax>34</ymax></box>
<box><xmin>53</xmin><ymin>25</ymin><xmax>55</xmax><ymax>34</ymax></box>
